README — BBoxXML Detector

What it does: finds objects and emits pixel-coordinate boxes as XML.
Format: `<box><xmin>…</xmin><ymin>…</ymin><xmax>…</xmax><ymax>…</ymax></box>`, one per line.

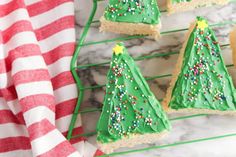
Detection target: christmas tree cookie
<box><xmin>97</xmin><ymin>43</ymin><xmax>171</xmax><ymax>153</ymax></box>
<box><xmin>167</xmin><ymin>0</ymin><xmax>229</xmax><ymax>14</ymax></box>
<box><xmin>230</xmin><ymin>27</ymin><xmax>236</xmax><ymax>69</ymax></box>
<box><xmin>163</xmin><ymin>17</ymin><xmax>236</xmax><ymax>114</ymax></box>
<box><xmin>100</xmin><ymin>0</ymin><xmax>162</xmax><ymax>39</ymax></box>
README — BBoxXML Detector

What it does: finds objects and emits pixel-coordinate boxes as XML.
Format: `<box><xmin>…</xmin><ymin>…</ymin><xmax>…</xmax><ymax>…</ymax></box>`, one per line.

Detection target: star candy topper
<box><xmin>197</xmin><ymin>20</ymin><xmax>208</xmax><ymax>31</ymax></box>
<box><xmin>113</xmin><ymin>44</ymin><xmax>124</xmax><ymax>55</ymax></box>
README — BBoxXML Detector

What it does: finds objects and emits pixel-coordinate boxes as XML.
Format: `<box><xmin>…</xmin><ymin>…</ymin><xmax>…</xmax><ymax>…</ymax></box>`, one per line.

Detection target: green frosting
<box><xmin>97</xmin><ymin>43</ymin><xmax>171</xmax><ymax>143</ymax></box>
<box><xmin>169</xmin><ymin>17</ymin><xmax>236</xmax><ymax>111</ymax></box>
<box><xmin>103</xmin><ymin>0</ymin><xmax>161</xmax><ymax>24</ymax></box>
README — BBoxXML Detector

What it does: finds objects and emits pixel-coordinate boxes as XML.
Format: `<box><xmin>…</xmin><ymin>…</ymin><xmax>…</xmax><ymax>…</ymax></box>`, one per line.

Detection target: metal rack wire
<box><xmin>67</xmin><ymin>0</ymin><xmax>236</xmax><ymax>156</ymax></box>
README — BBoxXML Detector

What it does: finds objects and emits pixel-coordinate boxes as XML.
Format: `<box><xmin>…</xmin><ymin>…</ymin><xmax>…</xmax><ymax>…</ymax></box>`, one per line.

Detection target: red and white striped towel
<box><xmin>0</xmin><ymin>0</ymin><xmax>103</xmax><ymax>156</ymax></box>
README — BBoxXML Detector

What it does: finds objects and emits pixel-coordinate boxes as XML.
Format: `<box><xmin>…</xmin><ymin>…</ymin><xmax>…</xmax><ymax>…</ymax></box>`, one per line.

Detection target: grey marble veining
<box><xmin>75</xmin><ymin>0</ymin><xmax>236</xmax><ymax>156</ymax></box>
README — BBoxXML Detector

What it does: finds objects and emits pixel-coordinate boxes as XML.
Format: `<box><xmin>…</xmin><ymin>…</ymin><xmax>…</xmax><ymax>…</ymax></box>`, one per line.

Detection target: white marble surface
<box><xmin>75</xmin><ymin>0</ymin><xmax>236</xmax><ymax>156</ymax></box>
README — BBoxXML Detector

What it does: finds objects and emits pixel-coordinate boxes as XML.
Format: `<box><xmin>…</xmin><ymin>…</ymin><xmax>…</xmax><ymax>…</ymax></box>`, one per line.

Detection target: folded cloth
<box><xmin>0</xmin><ymin>0</ymin><xmax>102</xmax><ymax>156</ymax></box>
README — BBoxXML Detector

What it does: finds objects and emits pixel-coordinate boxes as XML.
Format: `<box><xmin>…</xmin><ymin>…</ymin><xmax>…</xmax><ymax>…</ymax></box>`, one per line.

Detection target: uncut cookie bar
<box><xmin>167</xmin><ymin>0</ymin><xmax>229</xmax><ymax>14</ymax></box>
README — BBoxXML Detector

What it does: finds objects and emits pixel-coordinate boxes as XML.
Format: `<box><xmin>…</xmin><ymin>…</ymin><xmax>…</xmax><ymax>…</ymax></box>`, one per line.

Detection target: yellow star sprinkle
<box><xmin>197</xmin><ymin>20</ymin><xmax>208</xmax><ymax>31</ymax></box>
<box><xmin>113</xmin><ymin>44</ymin><xmax>124</xmax><ymax>55</ymax></box>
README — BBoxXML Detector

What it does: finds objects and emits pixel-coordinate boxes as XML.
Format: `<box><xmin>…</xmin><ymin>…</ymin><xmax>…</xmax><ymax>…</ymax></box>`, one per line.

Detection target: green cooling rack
<box><xmin>67</xmin><ymin>0</ymin><xmax>236</xmax><ymax>156</ymax></box>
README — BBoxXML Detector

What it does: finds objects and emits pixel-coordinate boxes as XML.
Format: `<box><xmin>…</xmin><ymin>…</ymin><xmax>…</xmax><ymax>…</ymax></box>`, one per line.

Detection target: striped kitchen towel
<box><xmin>0</xmin><ymin>0</ymin><xmax>103</xmax><ymax>156</ymax></box>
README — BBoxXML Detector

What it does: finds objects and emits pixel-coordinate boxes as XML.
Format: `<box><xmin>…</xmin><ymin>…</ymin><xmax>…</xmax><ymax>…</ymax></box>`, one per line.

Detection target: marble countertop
<box><xmin>75</xmin><ymin>0</ymin><xmax>236</xmax><ymax>156</ymax></box>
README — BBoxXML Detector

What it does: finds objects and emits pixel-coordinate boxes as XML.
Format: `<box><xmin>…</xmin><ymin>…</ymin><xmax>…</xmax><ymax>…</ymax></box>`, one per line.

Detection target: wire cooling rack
<box><xmin>67</xmin><ymin>0</ymin><xmax>236</xmax><ymax>156</ymax></box>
